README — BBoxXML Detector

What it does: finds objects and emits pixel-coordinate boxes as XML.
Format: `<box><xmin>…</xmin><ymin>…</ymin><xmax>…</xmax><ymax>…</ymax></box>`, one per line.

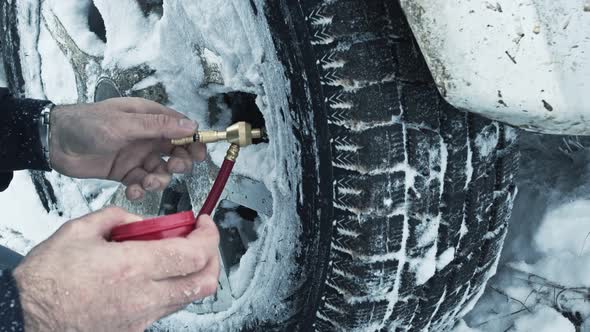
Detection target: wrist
<box><xmin>47</xmin><ymin>105</ymin><xmax>70</xmax><ymax>175</ymax></box>
<box><xmin>13</xmin><ymin>268</ymin><xmax>61</xmax><ymax>332</ymax></box>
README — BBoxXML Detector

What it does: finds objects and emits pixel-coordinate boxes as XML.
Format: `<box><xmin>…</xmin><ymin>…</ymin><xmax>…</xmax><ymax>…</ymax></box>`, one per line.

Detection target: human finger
<box><xmin>125</xmin><ymin>184</ymin><xmax>145</xmax><ymax>201</ymax></box>
<box><xmin>186</xmin><ymin>215</ymin><xmax>220</xmax><ymax>245</ymax></box>
<box><xmin>143</xmin><ymin>153</ymin><xmax>165</xmax><ymax>173</ymax></box>
<box><xmin>105</xmin><ymin>97</ymin><xmax>188</xmax><ymax>119</ymax></box>
<box><xmin>123</xmin><ymin>113</ymin><xmax>198</xmax><ymax>141</ymax></box>
<box><xmin>167</xmin><ymin>147</ymin><xmax>193</xmax><ymax>174</ymax></box>
<box><xmin>63</xmin><ymin>206</ymin><xmax>142</xmax><ymax>239</ymax></box>
<box><xmin>142</xmin><ymin>164</ymin><xmax>172</xmax><ymax>192</ymax></box>
<box><xmin>187</xmin><ymin>142</ymin><xmax>207</xmax><ymax>162</ymax></box>
<box><xmin>117</xmin><ymin>234</ymin><xmax>218</xmax><ymax>281</ymax></box>
<box><xmin>121</xmin><ymin>167</ymin><xmax>149</xmax><ymax>187</ymax></box>
<box><xmin>152</xmin><ymin>257</ymin><xmax>220</xmax><ymax>309</ymax></box>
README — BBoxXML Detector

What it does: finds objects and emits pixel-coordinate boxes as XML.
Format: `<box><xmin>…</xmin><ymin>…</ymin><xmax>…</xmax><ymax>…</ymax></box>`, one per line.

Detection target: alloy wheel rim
<box><xmin>37</xmin><ymin>0</ymin><xmax>284</xmax><ymax>317</ymax></box>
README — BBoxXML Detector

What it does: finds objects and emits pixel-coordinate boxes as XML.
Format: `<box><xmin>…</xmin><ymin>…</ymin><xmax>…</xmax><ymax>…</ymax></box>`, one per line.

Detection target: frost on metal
<box><xmin>400</xmin><ymin>0</ymin><xmax>590</xmax><ymax>135</ymax></box>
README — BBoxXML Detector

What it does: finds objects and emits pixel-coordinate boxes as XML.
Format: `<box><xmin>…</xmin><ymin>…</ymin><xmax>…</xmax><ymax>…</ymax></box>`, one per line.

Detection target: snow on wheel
<box><xmin>1</xmin><ymin>0</ymin><xmax>519</xmax><ymax>330</ymax></box>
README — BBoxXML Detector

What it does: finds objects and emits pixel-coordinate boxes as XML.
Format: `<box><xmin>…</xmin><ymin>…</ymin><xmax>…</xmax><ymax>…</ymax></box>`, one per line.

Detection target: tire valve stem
<box><xmin>171</xmin><ymin>121</ymin><xmax>265</xmax><ymax>148</ymax></box>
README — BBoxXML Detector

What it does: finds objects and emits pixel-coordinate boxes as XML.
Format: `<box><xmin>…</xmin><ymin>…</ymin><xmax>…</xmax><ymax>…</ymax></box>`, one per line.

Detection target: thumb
<box><xmin>83</xmin><ymin>206</ymin><xmax>143</xmax><ymax>239</ymax></box>
<box><xmin>124</xmin><ymin>113</ymin><xmax>198</xmax><ymax>140</ymax></box>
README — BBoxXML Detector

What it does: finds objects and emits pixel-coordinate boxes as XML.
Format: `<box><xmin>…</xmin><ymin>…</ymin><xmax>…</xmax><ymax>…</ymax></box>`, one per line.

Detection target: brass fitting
<box><xmin>171</xmin><ymin>122</ymin><xmax>264</xmax><ymax>148</ymax></box>
<box><xmin>225</xmin><ymin>144</ymin><xmax>240</xmax><ymax>161</ymax></box>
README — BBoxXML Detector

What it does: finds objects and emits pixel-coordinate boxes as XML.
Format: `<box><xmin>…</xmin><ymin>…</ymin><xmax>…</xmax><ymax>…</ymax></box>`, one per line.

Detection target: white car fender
<box><xmin>400</xmin><ymin>0</ymin><xmax>590</xmax><ymax>135</ymax></box>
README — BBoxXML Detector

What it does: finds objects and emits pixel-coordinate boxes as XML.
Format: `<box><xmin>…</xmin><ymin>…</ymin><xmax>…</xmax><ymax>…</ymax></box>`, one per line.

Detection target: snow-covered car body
<box><xmin>400</xmin><ymin>0</ymin><xmax>590</xmax><ymax>135</ymax></box>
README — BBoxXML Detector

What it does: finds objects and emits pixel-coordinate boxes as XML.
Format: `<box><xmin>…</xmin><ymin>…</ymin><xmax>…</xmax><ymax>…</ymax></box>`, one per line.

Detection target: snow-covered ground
<box><xmin>456</xmin><ymin>134</ymin><xmax>590</xmax><ymax>331</ymax></box>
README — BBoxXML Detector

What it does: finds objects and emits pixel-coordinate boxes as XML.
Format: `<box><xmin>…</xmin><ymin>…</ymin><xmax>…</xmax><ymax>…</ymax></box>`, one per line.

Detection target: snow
<box><xmin>46</xmin><ymin>0</ymin><xmax>105</xmax><ymax>56</ymax></box>
<box><xmin>534</xmin><ymin>200</ymin><xmax>590</xmax><ymax>257</ymax></box>
<box><xmin>38</xmin><ymin>22</ymin><xmax>78</xmax><ymax>104</ymax></box>
<box><xmin>0</xmin><ymin>172</ymin><xmax>68</xmax><ymax>255</ymax></box>
<box><xmin>436</xmin><ymin>247</ymin><xmax>455</xmax><ymax>271</ymax></box>
<box><xmin>3</xmin><ymin>0</ymin><xmax>590</xmax><ymax>330</ymax></box>
<box><xmin>458</xmin><ymin>133</ymin><xmax>590</xmax><ymax>331</ymax></box>
<box><xmin>0</xmin><ymin>58</ymin><xmax>6</xmax><ymax>86</ymax></box>
<box><xmin>413</xmin><ymin>244</ymin><xmax>437</xmax><ymax>285</ymax></box>
<box><xmin>474</xmin><ymin>123</ymin><xmax>499</xmax><ymax>158</ymax></box>
<box><xmin>16</xmin><ymin>1</ymin><xmax>45</xmax><ymax>98</ymax></box>
<box><xmin>512</xmin><ymin>307</ymin><xmax>575</xmax><ymax>332</ymax></box>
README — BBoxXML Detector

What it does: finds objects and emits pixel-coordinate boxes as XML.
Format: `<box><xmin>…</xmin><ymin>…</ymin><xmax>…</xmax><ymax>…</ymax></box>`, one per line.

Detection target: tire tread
<box><xmin>301</xmin><ymin>0</ymin><xmax>519</xmax><ymax>330</ymax></box>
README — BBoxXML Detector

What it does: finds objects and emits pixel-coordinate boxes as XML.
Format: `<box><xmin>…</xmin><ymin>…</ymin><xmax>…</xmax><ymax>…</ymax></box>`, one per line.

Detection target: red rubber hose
<box><xmin>198</xmin><ymin>158</ymin><xmax>235</xmax><ymax>217</ymax></box>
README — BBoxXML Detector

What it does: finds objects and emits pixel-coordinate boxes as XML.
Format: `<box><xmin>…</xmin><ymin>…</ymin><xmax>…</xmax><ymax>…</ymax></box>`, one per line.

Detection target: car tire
<box><xmin>265</xmin><ymin>0</ymin><xmax>519</xmax><ymax>330</ymax></box>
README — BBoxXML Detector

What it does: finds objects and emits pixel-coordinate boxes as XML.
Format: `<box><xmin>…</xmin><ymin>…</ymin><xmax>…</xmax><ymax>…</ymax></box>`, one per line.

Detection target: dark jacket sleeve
<box><xmin>0</xmin><ymin>87</ymin><xmax>52</xmax><ymax>192</ymax></box>
<box><xmin>0</xmin><ymin>270</ymin><xmax>25</xmax><ymax>332</ymax></box>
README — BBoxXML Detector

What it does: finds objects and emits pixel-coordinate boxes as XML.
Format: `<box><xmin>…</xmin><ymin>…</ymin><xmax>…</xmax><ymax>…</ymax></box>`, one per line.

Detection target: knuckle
<box><xmin>115</xmin><ymin>261</ymin><xmax>139</xmax><ymax>280</ymax></box>
<box><xmin>189</xmin><ymin>251</ymin><xmax>206</xmax><ymax>271</ymax></box>
<box><xmin>201</xmin><ymin>276</ymin><xmax>219</xmax><ymax>297</ymax></box>
<box><xmin>59</xmin><ymin>220</ymin><xmax>78</xmax><ymax>234</ymax></box>
<box><xmin>60</xmin><ymin>219</ymin><xmax>87</xmax><ymax>237</ymax></box>
<box><xmin>147</xmin><ymin>114</ymin><xmax>171</xmax><ymax>129</ymax></box>
<box><xmin>103</xmin><ymin>205</ymin><xmax>125</xmax><ymax>215</ymax></box>
<box><xmin>127</xmin><ymin>97</ymin><xmax>143</xmax><ymax>106</ymax></box>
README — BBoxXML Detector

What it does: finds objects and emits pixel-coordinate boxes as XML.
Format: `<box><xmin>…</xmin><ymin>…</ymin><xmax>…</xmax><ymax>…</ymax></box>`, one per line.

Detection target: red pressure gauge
<box><xmin>110</xmin><ymin>211</ymin><xmax>196</xmax><ymax>242</ymax></box>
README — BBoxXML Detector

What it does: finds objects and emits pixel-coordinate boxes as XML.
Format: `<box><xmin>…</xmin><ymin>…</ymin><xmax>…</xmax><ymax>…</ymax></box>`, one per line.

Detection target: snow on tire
<box><xmin>265</xmin><ymin>0</ymin><xmax>519</xmax><ymax>331</ymax></box>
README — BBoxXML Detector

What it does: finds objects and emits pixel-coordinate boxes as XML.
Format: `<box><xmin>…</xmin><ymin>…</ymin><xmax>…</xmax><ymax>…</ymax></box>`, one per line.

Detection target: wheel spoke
<box><xmin>107</xmin><ymin>186</ymin><xmax>163</xmax><ymax>217</ymax></box>
<box><xmin>222</xmin><ymin>173</ymin><xmax>273</xmax><ymax>218</ymax></box>
<box><xmin>198</xmin><ymin>48</ymin><xmax>225</xmax><ymax>85</ymax></box>
<box><xmin>185</xmin><ymin>161</ymin><xmax>215</xmax><ymax>215</ymax></box>
<box><xmin>188</xmin><ymin>253</ymin><xmax>234</xmax><ymax>314</ymax></box>
<box><xmin>41</xmin><ymin>7</ymin><xmax>102</xmax><ymax>102</ymax></box>
<box><xmin>107</xmin><ymin>65</ymin><xmax>169</xmax><ymax>104</ymax></box>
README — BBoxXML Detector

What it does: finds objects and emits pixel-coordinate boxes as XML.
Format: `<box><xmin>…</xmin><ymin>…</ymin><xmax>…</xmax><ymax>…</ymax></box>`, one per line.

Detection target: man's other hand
<box><xmin>13</xmin><ymin>207</ymin><xmax>220</xmax><ymax>332</ymax></box>
<box><xmin>49</xmin><ymin>97</ymin><xmax>206</xmax><ymax>200</ymax></box>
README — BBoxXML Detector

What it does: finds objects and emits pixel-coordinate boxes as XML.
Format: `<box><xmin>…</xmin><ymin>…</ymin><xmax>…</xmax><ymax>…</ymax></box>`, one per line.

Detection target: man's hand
<box><xmin>49</xmin><ymin>97</ymin><xmax>206</xmax><ymax>200</ymax></box>
<box><xmin>13</xmin><ymin>207</ymin><xmax>220</xmax><ymax>332</ymax></box>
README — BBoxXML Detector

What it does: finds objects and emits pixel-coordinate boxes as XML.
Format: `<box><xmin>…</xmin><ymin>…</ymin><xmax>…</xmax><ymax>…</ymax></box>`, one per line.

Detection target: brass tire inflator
<box><xmin>110</xmin><ymin>122</ymin><xmax>262</xmax><ymax>242</ymax></box>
